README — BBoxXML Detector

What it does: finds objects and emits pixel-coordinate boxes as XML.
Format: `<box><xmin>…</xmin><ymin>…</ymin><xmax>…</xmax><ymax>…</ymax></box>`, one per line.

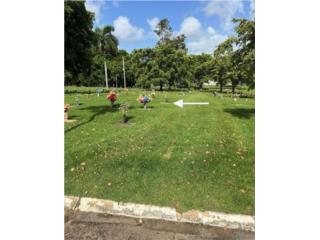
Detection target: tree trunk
<box><xmin>232</xmin><ymin>85</ymin><xmax>236</xmax><ymax>94</ymax></box>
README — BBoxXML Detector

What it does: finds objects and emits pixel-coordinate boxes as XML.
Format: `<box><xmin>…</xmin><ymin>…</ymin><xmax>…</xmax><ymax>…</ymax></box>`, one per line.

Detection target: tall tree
<box><xmin>93</xmin><ymin>25</ymin><xmax>119</xmax><ymax>57</ymax></box>
<box><xmin>189</xmin><ymin>54</ymin><xmax>213</xmax><ymax>89</ymax></box>
<box><xmin>154</xmin><ymin>18</ymin><xmax>173</xmax><ymax>45</ymax></box>
<box><xmin>149</xmin><ymin>19</ymin><xmax>191</xmax><ymax>90</ymax></box>
<box><xmin>64</xmin><ymin>0</ymin><xmax>94</xmax><ymax>85</ymax></box>
<box><xmin>212</xmin><ymin>37</ymin><xmax>235</xmax><ymax>92</ymax></box>
<box><xmin>233</xmin><ymin>18</ymin><xmax>255</xmax><ymax>89</ymax></box>
<box><xmin>130</xmin><ymin>48</ymin><xmax>156</xmax><ymax>88</ymax></box>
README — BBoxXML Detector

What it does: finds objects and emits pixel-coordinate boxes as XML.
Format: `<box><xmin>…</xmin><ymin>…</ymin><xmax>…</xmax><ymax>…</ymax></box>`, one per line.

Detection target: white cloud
<box><xmin>202</xmin><ymin>0</ymin><xmax>244</xmax><ymax>31</ymax></box>
<box><xmin>187</xmin><ymin>33</ymin><xmax>227</xmax><ymax>55</ymax></box>
<box><xmin>250</xmin><ymin>0</ymin><xmax>255</xmax><ymax>19</ymax></box>
<box><xmin>112</xmin><ymin>1</ymin><xmax>120</xmax><ymax>8</ymax></box>
<box><xmin>179</xmin><ymin>17</ymin><xmax>202</xmax><ymax>40</ymax></box>
<box><xmin>147</xmin><ymin>17</ymin><xmax>160</xmax><ymax>31</ymax></box>
<box><xmin>85</xmin><ymin>0</ymin><xmax>105</xmax><ymax>23</ymax></box>
<box><xmin>207</xmin><ymin>26</ymin><xmax>216</xmax><ymax>35</ymax></box>
<box><xmin>146</xmin><ymin>17</ymin><xmax>160</xmax><ymax>39</ymax></box>
<box><xmin>113</xmin><ymin>16</ymin><xmax>144</xmax><ymax>41</ymax></box>
<box><xmin>177</xmin><ymin>17</ymin><xmax>227</xmax><ymax>54</ymax></box>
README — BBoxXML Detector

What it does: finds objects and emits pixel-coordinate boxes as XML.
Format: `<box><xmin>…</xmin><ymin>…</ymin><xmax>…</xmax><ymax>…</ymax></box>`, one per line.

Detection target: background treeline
<box><xmin>65</xmin><ymin>1</ymin><xmax>255</xmax><ymax>93</ymax></box>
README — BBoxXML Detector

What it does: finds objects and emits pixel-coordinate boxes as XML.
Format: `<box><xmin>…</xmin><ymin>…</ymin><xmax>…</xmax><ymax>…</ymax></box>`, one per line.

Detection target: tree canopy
<box><xmin>64</xmin><ymin>0</ymin><xmax>94</xmax><ymax>85</ymax></box>
<box><xmin>64</xmin><ymin>1</ymin><xmax>255</xmax><ymax>91</ymax></box>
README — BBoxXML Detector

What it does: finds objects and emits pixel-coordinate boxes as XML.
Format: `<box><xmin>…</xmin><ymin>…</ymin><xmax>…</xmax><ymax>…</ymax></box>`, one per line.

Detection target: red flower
<box><xmin>107</xmin><ymin>91</ymin><xmax>117</xmax><ymax>102</ymax></box>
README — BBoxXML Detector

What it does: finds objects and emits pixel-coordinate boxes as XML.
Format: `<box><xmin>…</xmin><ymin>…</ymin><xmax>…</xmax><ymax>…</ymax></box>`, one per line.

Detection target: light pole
<box><xmin>122</xmin><ymin>57</ymin><xmax>126</xmax><ymax>88</ymax></box>
<box><xmin>104</xmin><ymin>61</ymin><xmax>108</xmax><ymax>89</ymax></box>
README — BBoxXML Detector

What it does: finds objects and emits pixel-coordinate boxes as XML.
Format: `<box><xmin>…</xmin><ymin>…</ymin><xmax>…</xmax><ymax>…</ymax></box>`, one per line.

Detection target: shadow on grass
<box><xmin>68</xmin><ymin>115</ymin><xmax>80</xmax><ymax>120</ymax></box>
<box><xmin>239</xmin><ymin>96</ymin><xmax>255</xmax><ymax>99</ymax></box>
<box><xmin>128</xmin><ymin>105</ymin><xmax>155</xmax><ymax>110</ymax></box>
<box><xmin>124</xmin><ymin>116</ymin><xmax>134</xmax><ymax>122</ymax></box>
<box><xmin>65</xmin><ymin>105</ymin><xmax>119</xmax><ymax>134</ymax></box>
<box><xmin>223</xmin><ymin>108</ymin><xmax>255</xmax><ymax>119</ymax></box>
<box><xmin>118</xmin><ymin>116</ymin><xmax>135</xmax><ymax>125</ymax></box>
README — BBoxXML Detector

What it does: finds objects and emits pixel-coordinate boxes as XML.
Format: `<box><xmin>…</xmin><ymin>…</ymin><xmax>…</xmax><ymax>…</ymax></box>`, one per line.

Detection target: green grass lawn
<box><xmin>65</xmin><ymin>88</ymin><xmax>255</xmax><ymax>215</ymax></box>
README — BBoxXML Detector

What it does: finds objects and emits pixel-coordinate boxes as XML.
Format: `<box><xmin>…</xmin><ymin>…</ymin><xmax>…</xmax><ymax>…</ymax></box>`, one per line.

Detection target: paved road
<box><xmin>65</xmin><ymin>209</ymin><xmax>254</xmax><ymax>240</ymax></box>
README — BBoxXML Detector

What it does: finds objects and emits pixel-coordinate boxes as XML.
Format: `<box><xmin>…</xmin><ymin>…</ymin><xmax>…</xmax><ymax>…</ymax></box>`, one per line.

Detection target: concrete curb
<box><xmin>65</xmin><ymin>196</ymin><xmax>255</xmax><ymax>232</ymax></box>
<box><xmin>65</xmin><ymin>195</ymin><xmax>80</xmax><ymax>210</ymax></box>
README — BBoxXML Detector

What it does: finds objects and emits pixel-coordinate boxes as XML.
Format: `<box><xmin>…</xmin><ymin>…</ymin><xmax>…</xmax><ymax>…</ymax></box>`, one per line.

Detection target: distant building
<box><xmin>203</xmin><ymin>80</ymin><xmax>217</xmax><ymax>87</ymax></box>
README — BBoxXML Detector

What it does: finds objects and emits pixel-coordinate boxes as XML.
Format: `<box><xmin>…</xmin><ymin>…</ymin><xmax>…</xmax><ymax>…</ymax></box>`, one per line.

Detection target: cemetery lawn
<box><xmin>65</xmin><ymin>88</ymin><xmax>255</xmax><ymax>215</ymax></box>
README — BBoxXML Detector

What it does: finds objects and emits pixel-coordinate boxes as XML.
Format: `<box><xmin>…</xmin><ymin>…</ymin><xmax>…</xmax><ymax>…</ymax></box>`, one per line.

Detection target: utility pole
<box><xmin>104</xmin><ymin>61</ymin><xmax>108</xmax><ymax>89</ymax></box>
<box><xmin>122</xmin><ymin>57</ymin><xmax>126</xmax><ymax>88</ymax></box>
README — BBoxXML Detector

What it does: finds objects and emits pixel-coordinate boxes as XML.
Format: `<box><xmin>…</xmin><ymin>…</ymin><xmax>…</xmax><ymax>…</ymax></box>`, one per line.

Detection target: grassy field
<box><xmin>65</xmin><ymin>88</ymin><xmax>255</xmax><ymax>215</ymax></box>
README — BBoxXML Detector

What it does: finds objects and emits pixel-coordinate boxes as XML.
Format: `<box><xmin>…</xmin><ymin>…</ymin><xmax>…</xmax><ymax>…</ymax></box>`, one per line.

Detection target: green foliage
<box><xmin>188</xmin><ymin>54</ymin><xmax>213</xmax><ymax>89</ymax></box>
<box><xmin>212</xmin><ymin>37</ymin><xmax>236</xmax><ymax>92</ymax></box>
<box><xmin>154</xmin><ymin>18</ymin><xmax>172</xmax><ymax>45</ymax></box>
<box><xmin>233</xmin><ymin>19</ymin><xmax>255</xmax><ymax>89</ymax></box>
<box><xmin>131</xmin><ymin>19</ymin><xmax>191</xmax><ymax>90</ymax></box>
<box><xmin>93</xmin><ymin>25</ymin><xmax>119</xmax><ymax>57</ymax></box>
<box><xmin>64</xmin><ymin>2</ymin><xmax>254</xmax><ymax>92</ymax></box>
<box><xmin>211</xmin><ymin>18</ymin><xmax>255</xmax><ymax>93</ymax></box>
<box><xmin>65</xmin><ymin>0</ymin><xmax>94</xmax><ymax>85</ymax></box>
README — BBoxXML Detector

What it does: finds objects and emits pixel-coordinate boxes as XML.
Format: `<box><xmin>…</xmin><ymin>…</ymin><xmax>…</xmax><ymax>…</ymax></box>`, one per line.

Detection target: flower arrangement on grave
<box><xmin>64</xmin><ymin>104</ymin><xmax>70</xmax><ymax>120</ymax></box>
<box><xmin>151</xmin><ymin>91</ymin><xmax>156</xmax><ymax>99</ymax></box>
<box><xmin>138</xmin><ymin>94</ymin><xmax>151</xmax><ymax>109</ymax></box>
<box><xmin>106</xmin><ymin>90</ymin><xmax>117</xmax><ymax>107</ymax></box>
<box><xmin>119</xmin><ymin>103</ymin><xmax>129</xmax><ymax>123</ymax></box>
<box><xmin>64</xmin><ymin>104</ymin><xmax>70</xmax><ymax>112</ymax></box>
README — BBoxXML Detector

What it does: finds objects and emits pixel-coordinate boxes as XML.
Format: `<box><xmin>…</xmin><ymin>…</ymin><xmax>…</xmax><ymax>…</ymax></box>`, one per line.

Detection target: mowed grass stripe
<box><xmin>65</xmin><ymin>88</ymin><xmax>254</xmax><ymax>214</ymax></box>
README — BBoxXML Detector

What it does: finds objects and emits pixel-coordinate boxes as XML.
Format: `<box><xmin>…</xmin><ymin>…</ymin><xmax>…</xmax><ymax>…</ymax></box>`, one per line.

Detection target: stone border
<box><xmin>65</xmin><ymin>196</ymin><xmax>255</xmax><ymax>232</ymax></box>
<box><xmin>65</xmin><ymin>196</ymin><xmax>80</xmax><ymax>210</ymax></box>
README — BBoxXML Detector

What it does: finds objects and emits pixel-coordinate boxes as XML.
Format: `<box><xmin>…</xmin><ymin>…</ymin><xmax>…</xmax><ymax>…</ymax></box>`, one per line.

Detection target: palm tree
<box><xmin>94</xmin><ymin>25</ymin><xmax>118</xmax><ymax>57</ymax></box>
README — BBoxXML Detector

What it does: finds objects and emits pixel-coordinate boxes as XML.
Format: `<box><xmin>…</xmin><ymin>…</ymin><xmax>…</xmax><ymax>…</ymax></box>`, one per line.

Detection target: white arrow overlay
<box><xmin>173</xmin><ymin>99</ymin><xmax>209</xmax><ymax>108</ymax></box>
